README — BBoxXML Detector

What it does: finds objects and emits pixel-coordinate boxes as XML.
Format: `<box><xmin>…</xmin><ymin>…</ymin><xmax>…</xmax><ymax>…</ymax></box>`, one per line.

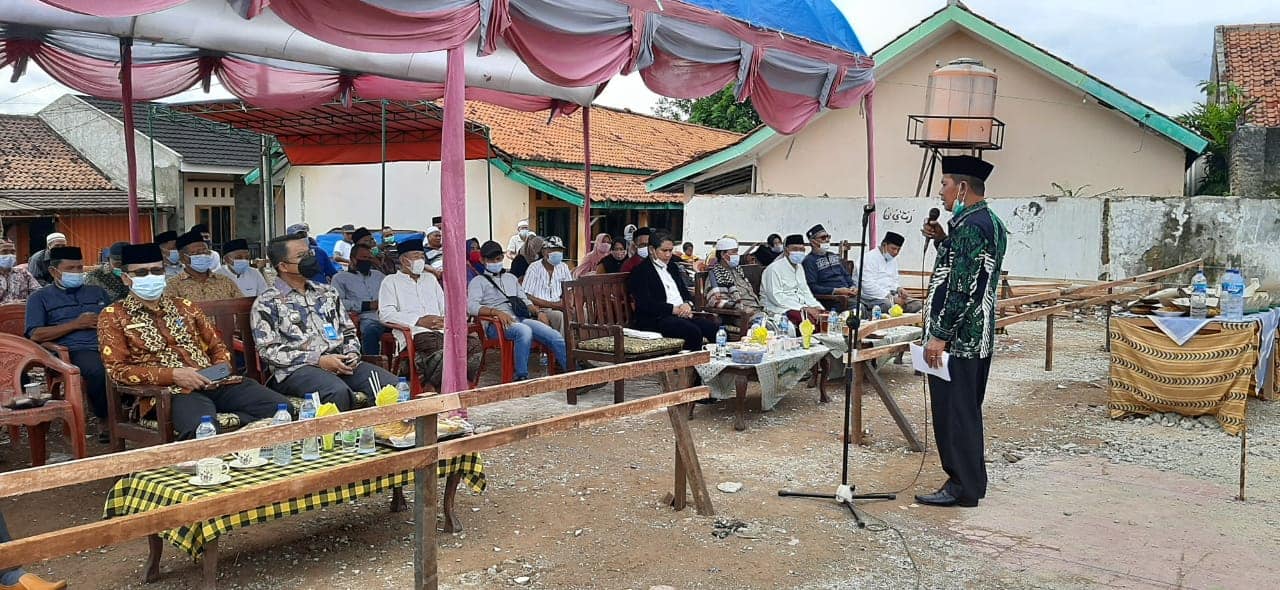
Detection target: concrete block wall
<box><xmin>1230</xmin><ymin>125</ymin><xmax>1280</xmax><ymax>197</ymax></box>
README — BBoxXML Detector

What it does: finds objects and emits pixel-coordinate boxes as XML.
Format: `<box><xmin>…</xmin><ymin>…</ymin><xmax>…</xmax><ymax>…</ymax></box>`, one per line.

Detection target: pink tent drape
<box><xmin>440</xmin><ymin>46</ymin><xmax>468</xmax><ymax>396</ymax></box>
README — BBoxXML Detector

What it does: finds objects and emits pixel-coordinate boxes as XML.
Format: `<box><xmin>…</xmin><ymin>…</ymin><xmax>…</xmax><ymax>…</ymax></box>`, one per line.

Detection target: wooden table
<box><xmin>695</xmin><ymin>346</ymin><xmax>830</xmax><ymax>431</ymax></box>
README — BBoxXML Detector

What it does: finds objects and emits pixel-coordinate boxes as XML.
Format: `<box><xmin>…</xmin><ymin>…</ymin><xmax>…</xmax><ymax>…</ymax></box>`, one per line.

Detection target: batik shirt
<box><xmin>923</xmin><ymin>200</ymin><xmax>1008</xmax><ymax>359</ymax></box>
<box><xmin>0</xmin><ymin>267</ymin><xmax>42</xmax><ymax>303</ymax></box>
<box><xmin>166</xmin><ymin>270</ymin><xmax>246</xmax><ymax>303</ymax></box>
<box><xmin>251</xmin><ymin>278</ymin><xmax>359</xmax><ymax>383</ymax></box>
<box><xmin>85</xmin><ymin>264</ymin><xmax>130</xmax><ymax>303</ymax></box>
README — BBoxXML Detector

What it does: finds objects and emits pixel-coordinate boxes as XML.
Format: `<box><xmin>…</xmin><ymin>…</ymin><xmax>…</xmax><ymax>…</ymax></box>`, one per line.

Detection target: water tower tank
<box><xmin>924</xmin><ymin>58</ymin><xmax>998</xmax><ymax>144</ymax></box>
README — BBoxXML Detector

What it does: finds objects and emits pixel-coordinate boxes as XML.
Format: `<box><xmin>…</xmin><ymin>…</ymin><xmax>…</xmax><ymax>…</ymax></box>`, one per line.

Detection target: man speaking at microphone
<box><xmin>917</xmin><ymin>155</ymin><xmax>1007</xmax><ymax>508</ymax></box>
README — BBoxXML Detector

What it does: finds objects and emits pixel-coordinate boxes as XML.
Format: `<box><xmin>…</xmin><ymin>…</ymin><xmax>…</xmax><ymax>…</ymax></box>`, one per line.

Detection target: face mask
<box><xmin>59</xmin><ymin>272</ymin><xmax>85</xmax><ymax>289</ymax></box>
<box><xmin>485</xmin><ymin>262</ymin><xmax>504</xmax><ymax>274</ymax></box>
<box><xmin>0</xmin><ymin>254</ymin><xmax>15</xmax><ymax>269</ymax></box>
<box><xmin>548</xmin><ymin>252</ymin><xmax>564</xmax><ymax>266</ymax></box>
<box><xmin>296</xmin><ymin>253</ymin><xmax>320</xmax><ymax>278</ymax></box>
<box><xmin>813</xmin><ymin>242</ymin><xmax>827</xmax><ymax>254</ymax></box>
<box><xmin>883</xmin><ymin>251</ymin><xmax>896</xmax><ymax>262</ymax></box>
<box><xmin>232</xmin><ymin>259</ymin><xmax>250</xmax><ymax>274</ymax></box>
<box><xmin>167</xmin><ymin>249</ymin><xmax>179</xmax><ymax>264</ymax></box>
<box><xmin>771</xmin><ymin>245</ymin><xmax>783</xmax><ymax>254</ymax></box>
<box><xmin>410</xmin><ymin>259</ymin><xmax>426</xmax><ymax>275</ymax></box>
<box><xmin>112</xmin><ymin>268</ymin><xmax>124</xmax><ymax>278</ymax></box>
<box><xmin>636</xmin><ymin>246</ymin><xmax>649</xmax><ymax>259</ymax></box>
<box><xmin>355</xmin><ymin>260</ymin><xmax>372</xmax><ymax>274</ymax></box>
<box><xmin>469</xmin><ymin>251</ymin><xmax>483</xmax><ymax>266</ymax></box>
<box><xmin>787</xmin><ymin>252</ymin><xmax>806</xmax><ymax>265</ymax></box>
<box><xmin>130</xmin><ymin>274</ymin><xmax>166</xmax><ymax>301</ymax></box>
<box><xmin>727</xmin><ymin>254</ymin><xmax>741</xmax><ymax>268</ymax></box>
<box><xmin>519</xmin><ymin>229</ymin><xmax>531</xmax><ymax>238</ymax></box>
<box><xmin>594</xmin><ymin>242</ymin><xmax>611</xmax><ymax>254</ymax></box>
<box><xmin>370</xmin><ymin>246</ymin><xmax>381</xmax><ymax>257</ymax></box>
<box><xmin>188</xmin><ymin>253</ymin><xmax>214</xmax><ymax>273</ymax></box>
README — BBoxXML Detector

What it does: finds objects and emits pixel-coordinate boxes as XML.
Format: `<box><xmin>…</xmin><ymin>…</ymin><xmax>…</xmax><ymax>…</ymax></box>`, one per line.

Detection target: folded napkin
<box><xmin>1150</xmin><ymin>316</ymin><xmax>1212</xmax><ymax>346</ymax></box>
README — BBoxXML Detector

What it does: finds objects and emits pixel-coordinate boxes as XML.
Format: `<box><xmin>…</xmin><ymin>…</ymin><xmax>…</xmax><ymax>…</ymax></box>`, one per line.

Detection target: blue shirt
<box><xmin>25</xmin><ymin>283</ymin><xmax>109</xmax><ymax>352</ymax></box>
<box><xmin>802</xmin><ymin>251</ymin><xmax>855</xmax><ymax>295</ymax></box>
<box><xmin>309</xmin><ymin>238</ymin><xmax>340</xmax><ymax>284</ymax></box>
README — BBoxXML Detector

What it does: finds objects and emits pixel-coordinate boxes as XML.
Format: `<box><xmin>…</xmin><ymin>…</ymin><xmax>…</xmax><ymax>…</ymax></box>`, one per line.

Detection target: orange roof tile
<box><xmin>464</xmin><ymin>102</ymin><xmax>741</xmax><ymax>172</ymax></box>
<box><xmin>0</xmin><ymin>115</ymin><xmax>117</xmax><ymax>191</ymax></box>
<box><xmin>1218</xmin><ymin>24</ymin><xmax>1280</xmax><ymax>127</ymax></box>
<box><xmin>520</xmin><ymin>165</ymin><xmax>684</xmax><ymax>204</ymax></box>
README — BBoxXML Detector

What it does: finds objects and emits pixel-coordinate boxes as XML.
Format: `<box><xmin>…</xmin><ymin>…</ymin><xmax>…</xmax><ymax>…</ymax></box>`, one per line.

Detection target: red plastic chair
<box><xmin>0</xmin><ymin>333</ymin><xmax>88</xmax><ymax>466</ymax></box>
<box><xmin>474</xmin><ymin>314</ymin><xmax>558</xmax><ymax>384</ymax></box>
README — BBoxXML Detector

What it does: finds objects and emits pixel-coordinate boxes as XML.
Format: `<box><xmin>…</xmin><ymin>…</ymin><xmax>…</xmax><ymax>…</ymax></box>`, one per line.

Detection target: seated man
<box><xmin>802</xmin><ymin>224</ymin><xmax>858</xmax><ymax>309</ymax></box>
<box><xmin>422</xmin><ymin>226</ymin><xmax>445</xmax><ymax>277</ymax></box>
<box><xmin>166</xmin><ymin>229</ymin><xmax>245</xmax><ymax>303</ymax></box>
<box><xmin>215</xmin><ymin>239</ymin><xmax>270</xmax><ymax>297</ymax></box>
<box><xmin>25</xmin><ymin>246</ymin><xmax>110</xmax><ymax>430</ymax></box>
<box><xmin>629</xmin><ymin>231</ymin><xmax>719</xmax><ymax>351</ymax></box>
<box><xmin>99</xmin><ymin>244</ymin><xmax>289</xmax><ymax>439</ymax></box>
<box><xmin>284</xmin><ymin>223</ymin><xmax>339</xmax><ymax>284</ymax></box>
<box><xmin>154</xmin><ymin>230</ymin><xmax>183</xmax><ymax>278</ymax></box>
<box><xmin>355</xmin><ymin>227</ymin><xmax>397</xmax><ymax>275</ymax></box>
<box><xmin>26</xmin><ymin>232</ymin><xmax>65</xmax><ymax>285</ymax></box>
<box><xmin>761</xmin><ymin>234</ymin><xmax>825</xmax><ymax>325</ymax></box>
<box><xmin>189</xmin><ymin>223</ymin><xmax>222</xmax><ymax>270</ymax></box>
<box><xmin>332</xmin><ymin>224</ymin><xmax>355</xmax><ymax>271</ymax></box>
<box><xmin>704</xmin><ymin>237</ymin><xmax>765</xmax><ymax>322</ymax></box>
<box><xmin>252</xmin><ymin>234</ymin><xmax>397</xmax><ymax>410</ymax></box>
<box><xmin>520</xmin><ymin>235</ymin><xmax>572</xmax><ymax>334</ymax></box>
<box><xmin>378</xmin><ymin>238</ymin><xmax>482</xmax><ymax>390</ymax></box>
<box><xmin>84</xmin><ymin>241</ymin><xmax>131</xmax><ymax>303</ymax></box>
<box><xmin>468</xmin><ymin>241</ymin><xmax>568</xmax><ymax>380</ymax></box>
<box><xmin>331</xmin><ymin>243</ymin><xmax>387</xmax><ymax>356</ymax></box>
<box><xmin>0</xmin><ymin>238</ymin><xmax>42</xmax><ymax>304</ymax></box>
<box><xmin>859</xmin><ymin>231</ymin><xmax>924</xmax><ymax>316</ymax></box>
<box><xmin>0</xmin><ymin>510</ymin><xmax>66</xmax><ymax>590</ymax></box>
<box><xmin>619</xmin><ymin>227</ymin><xmax>652</xmax><ymax>273</ymax></box>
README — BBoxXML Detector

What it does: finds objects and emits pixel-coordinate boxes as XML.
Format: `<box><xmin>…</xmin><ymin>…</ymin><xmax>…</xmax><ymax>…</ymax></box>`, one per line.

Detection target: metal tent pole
<box><xmin>380</xmin><ymin>99</ymin><xmax>387</xmax><ymax>228</ymax></box>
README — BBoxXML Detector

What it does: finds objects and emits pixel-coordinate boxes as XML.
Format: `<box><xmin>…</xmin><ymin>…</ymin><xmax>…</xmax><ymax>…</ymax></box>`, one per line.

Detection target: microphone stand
<box><xmin>778</xmin><ymin>203</ymin><xmax>895</xmax><ymax>528</ymax></box>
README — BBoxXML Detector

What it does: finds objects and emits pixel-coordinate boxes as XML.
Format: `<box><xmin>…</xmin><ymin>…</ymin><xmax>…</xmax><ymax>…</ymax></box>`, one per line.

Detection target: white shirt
<box><xmin>506</xmin><ymin>234</ymin><xmax>526</xmax><ymax>256</ymax></box>
<box><xmin>333</xmin><ymin>240</ymin><xmax>352</xmax><ymax>261</ymax></box>
<box><xmin>761</xmin><ymin>256</ymin><xmax>821</xmax><ymax>314</ymax></box>
<box><xmin>522</xmin><ymin>260</ymin><xmax>573</xmax><ymax>303</ymax></box>
<box><xmin>378</xmin><ymin>271</ymin><xmax>446</xmax><ymax>350</ymax></box>
<box><xmin>215</xmin><ymin>264</ymin><xmax>269</xmax><ymax>297</ymax></box>
<box><xmin>652</xmin><ymin>259</ymin><xmax>685</xmax><ymax>306</ymax></box>
<box><xmin>859</xmin><ymin>248</ymin><xmax>901</xmax><ymax>300</ymax></box>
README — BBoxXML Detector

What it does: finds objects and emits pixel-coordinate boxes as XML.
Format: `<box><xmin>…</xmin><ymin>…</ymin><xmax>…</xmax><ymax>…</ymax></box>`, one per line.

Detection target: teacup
<box><xmin>196</xmin><ymin>458</ymin><xmax>230</xmax><ymax>483</ymax></box>
<box><xmin>232</xmin><ymin>449</ymin><xmax>258</xmax><ymax>467</ymax></box>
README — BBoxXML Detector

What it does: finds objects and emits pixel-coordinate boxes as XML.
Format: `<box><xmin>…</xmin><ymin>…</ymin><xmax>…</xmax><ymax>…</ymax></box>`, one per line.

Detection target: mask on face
<box><xmin>883</xmin><ymin>251</ymin><xmax>896</xmax><ymax>262</ymax></box>
<box><xmin>813</xmin><ymin>242</ymin><xmax>827</xmax><ymax>254</ymax></box>
<box><xmin>787</xmin><ymin>252</ymin><xmax>806</xmax><ymax>265</ymax></box>
<box><xmin>485</xmin><ymin>262</ymin><xmax>504</xmax><ymax>274</ymax></box>
<box><xmin>59</xmin><ymin>272</ymin><xmax>85</xmax><ymax>289</ymax></box>
<box><xmin>410</xmin><ymin>259</ymin><xmax>427</xmax><ymax>275</ymax></box>
<box><xmin>469</xmin><ymin>251</ymin><xmax>483</xmax><ymax>267</ymax></box>
<box><xmin>370</xmin><ymin>246</ymin><xmax>382</xmax><ymax>257</ymax></box>
<box><xmin>519</xmin><ymin>229</ymin><xmax>531</xmax><ymax>239</ymax></box>
<box><xmin>112</xmin><ymin>268</ymin><xmax>124</xmax><ymax>278</ymax></box>
<box><xmin>952</xmin><ymin>201</ymin><xmax>966</xmax><ymax>217</ymax></box>
<box><xmin>355</xmin><ymin>260</ymin><xmax>373</xmax><ymax>274</ymax></box>
<box><xmin>188</xmin><ymin>253</ymin><xmax>214</xmax><ymax>273</ymax></box>
<box><xmin>232</xmin><ymin>259</ymin><xmax>251</xmax><ymax>274</ymax></box>
<box><xmin>636</xmin><ymin>246</ymin><xmax>650</xmax><ymax>259</ymax></box>
<box><xmin>594</xmin><ymin>241</ymin><xmax>611</xmax><ymax>255</ymax></box>
<box><xmin>548</xmin><ymin>252</ymin><xmax>564</xmax><ymax>266</ymax></box>
<box><xmin>296</xmin><ymin>253</ymin><xmax>320</xmax><ymax>278</ymax></box>
<box><xmin>727</xmin><ymin>254</ymin><xmax>741</xmax><ymax>268</ymax></box>
<box><xmin>166</xmin><ymin>249</ymin><xmax>179</xmax><ymax>264</ymax></box>
<box><xmin>130</xmin><ymin>273</ymin><xmax>166</xmax><ymax>301</ymax></box>
<box><xmin>0</xmin><ymin>254</ymin><xmax>15</xmax><ymax>269</ymax></box>
<box><xmin>771</xmin><ymin>245</ymin><xmax>784</xmax><ymax>254</ymax></box>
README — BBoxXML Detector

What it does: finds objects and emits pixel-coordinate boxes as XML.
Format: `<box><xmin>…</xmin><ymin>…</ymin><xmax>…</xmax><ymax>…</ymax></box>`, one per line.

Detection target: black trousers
<box><xmin>276</xmin><ymin>362</ymin><xmax>398</xmax><ymax>411</ymax></box>
<box><xmin>649</xmin><ymin>315</ymin><xmax>719</xmax><ymax>352</ymax></box>
<box><xmin>69</xmin><ymin>349</ymin><xmax>108</xmax><ymax>419</ymax></box>
<box><xmin>927</xmin><ymin>355</ymin><xmax>992</xmax><ymax>503</ymax></box>
<box><xmin>171</xmin><ymin>379</ymin><xmax>290</xmax><ymax>440</ymax></box>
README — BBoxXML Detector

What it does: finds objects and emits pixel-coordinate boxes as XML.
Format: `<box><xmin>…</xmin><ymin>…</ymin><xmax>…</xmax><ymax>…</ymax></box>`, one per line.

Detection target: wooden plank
<box><xmin>996</xmin><ymin>301</ymin><xmax>1075</xmax><ymax>328</ymax></box>
<box><xmin>0</xmin><ymin>395</ymin><xmax>460</xmax><ymax>499</ymax></box>
<box><xmin>439</xmin><ymin>387</ymin><xmax>709</xmax><ymax>459</ymax></box>
<box><xmin>855</xmin><ymin>313</ymin><xmax>924</xmax><ymax>339</ymax></box>
<box><xmin>996</xmin><ymin>289</ymin><xmax>1066</xmax><ymax>310</ymax></box>
<box><xmin>667</xmin><ymin>404</ymin><xmax>714</xmax><ymax>516</ymax></box>
<box><xmin>863</xmin><ymin>368</ymin><xmax>924</xmax><ymax>452</ymax></box>
<box><xmin>0</xmin><ymin>445</ymin><xmax>439</xmax><ymax>570</ymax></box>
<box><xmin>1045</xmin><ymin>315</ymin><xmax>1055</xmax><ymax>372</ymax></box>
<box><xmin>1062</xmin><ymin>259</ymin><xmax>1200</xmax><ymax>297</ymax></box>
<box><xmin>459</xmin><ymin>352</ymin><xmax>709</xmax><ymax>408</ymax></box>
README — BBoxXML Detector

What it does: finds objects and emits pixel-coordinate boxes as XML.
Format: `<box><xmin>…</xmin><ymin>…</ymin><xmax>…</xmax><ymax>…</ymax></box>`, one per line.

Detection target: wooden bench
<box><xmin>561</xmin><ymin>273</ymin><xmax>693</xmax><ymax>405</ymax></box>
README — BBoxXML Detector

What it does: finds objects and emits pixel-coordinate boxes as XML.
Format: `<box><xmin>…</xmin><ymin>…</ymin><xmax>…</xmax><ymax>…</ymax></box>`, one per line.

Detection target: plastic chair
<box><xmin>0</xmin><ymin>333</ymin><xmax>88</xmax><ymax>466</ymax></box>
<box><xmin>474</xmin><ymin>314</ymin><xmax>557</xmax><ymax>384</ymax></box>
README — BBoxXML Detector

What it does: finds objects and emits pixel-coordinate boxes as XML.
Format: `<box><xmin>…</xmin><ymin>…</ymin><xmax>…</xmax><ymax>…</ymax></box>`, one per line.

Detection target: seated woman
<box><xmin>751</xmin><ymin>233</ymin><xmax>784</xmax><ymax>267</ymax></box>
<box><xmin>628</xmin><ymin>231</ymin><xmax>719</xmax><ymax>351</ymax></box>
<box><xmin>597</xmin><ymin>238</ymin><xmax>629</xmax><ymax>274</ymax></box>
<box><xmin>704</xmin><ymin>237</ymin><xmax>765</xmax><ymax>326</ymax></box>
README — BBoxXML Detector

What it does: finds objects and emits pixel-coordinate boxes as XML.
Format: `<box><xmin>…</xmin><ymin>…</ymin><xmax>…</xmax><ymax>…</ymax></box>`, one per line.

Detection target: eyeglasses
<box><xmin>127</xmin><ymin>268</ymin><xmax>167</xmax><ymax>277</ymax></box>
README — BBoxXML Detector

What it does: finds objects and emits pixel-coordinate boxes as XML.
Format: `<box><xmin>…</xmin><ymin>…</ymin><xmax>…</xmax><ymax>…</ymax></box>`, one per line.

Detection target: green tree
<box><xmin>652</xmin><ymin>86</ymin><xmax>762</xmax><ymax>133</ymax></box>
<box><xmin>1177</xmin><ymin>81</ymin><xmax>1257</xmax><ymax>195</ymax></box>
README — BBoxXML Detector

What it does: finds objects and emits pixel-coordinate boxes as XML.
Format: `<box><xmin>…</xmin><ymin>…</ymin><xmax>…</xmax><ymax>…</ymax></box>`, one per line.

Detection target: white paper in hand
<box><xmin>910</xmin><ymin>342</ymin><xmax>952</xmax><ymax>382</ymax></box>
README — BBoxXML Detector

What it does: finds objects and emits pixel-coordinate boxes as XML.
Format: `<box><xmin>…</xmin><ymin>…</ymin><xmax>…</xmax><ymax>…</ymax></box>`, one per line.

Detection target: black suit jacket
<box><xmin>628</xmin><ymin>258</ymin><xmax>693</xmax><ymax>330</ymax></box>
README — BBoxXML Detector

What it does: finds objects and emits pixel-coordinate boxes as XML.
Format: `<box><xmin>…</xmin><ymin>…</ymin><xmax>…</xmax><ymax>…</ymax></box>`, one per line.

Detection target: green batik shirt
<box><xmin>923</xmin><ymin>200</ymin><xmax>1008</xmax><ymax>359</ymax></box>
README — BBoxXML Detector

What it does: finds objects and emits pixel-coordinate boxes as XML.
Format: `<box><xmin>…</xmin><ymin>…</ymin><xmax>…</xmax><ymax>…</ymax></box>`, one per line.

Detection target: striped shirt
<box><xmin>521</xmin><ymin>260</ymin><xmax>572</xmax><ymax>303</ymax></box>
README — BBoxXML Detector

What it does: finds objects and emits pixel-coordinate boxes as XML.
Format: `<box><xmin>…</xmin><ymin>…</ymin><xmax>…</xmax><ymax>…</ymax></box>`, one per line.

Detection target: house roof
<box><xmin>76</xmin><ymin>96</ymin><xmax>264</xmax><ymax>169</ymax></box>
<box><xmin>647</xmin><ymin>1</ymin><xmax>1209</xmax><ymax>193</ymax></box>
<box><xmin>0</xmin><ymin>115</ymin><xmax>116</xmax><ymax>191</ymax></box>
<box><xmin>524</xmin><ymin>166</ymin><xmax>685</xmax><ymax>205</ymax></box>
<box><xmin>1215</xmin><ymin>23</ymin><xmax>1280</xmax><ymax>127</ymax></box>
<box><xmin>0</xmin><ymin>189</ymin><xmax>141</xmax><ymax>213</ymax></box>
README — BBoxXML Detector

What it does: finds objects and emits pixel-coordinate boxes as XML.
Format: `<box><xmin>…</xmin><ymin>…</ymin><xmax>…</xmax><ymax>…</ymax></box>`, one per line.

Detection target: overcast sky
<box><xmin>0</xmin><ymin>1</ymin><xmax>1276</xmax><ymax>118</ymax></box>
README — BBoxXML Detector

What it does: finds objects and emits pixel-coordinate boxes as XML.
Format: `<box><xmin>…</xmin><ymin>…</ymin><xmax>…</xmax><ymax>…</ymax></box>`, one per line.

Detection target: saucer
<box><xmin>229</xmin><ymin>456</ymin><xmax>269</xmax><ymax>469</ymax></box>
<box><xmin>189</xmin><ymin>473</ymin><xmax>232</xmax><ymax>487</ymax></box>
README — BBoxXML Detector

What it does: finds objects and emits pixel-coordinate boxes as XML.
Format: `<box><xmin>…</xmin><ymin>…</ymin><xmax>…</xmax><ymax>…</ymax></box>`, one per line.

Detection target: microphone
<box><xmin>924</xmin><ymin>207</ymin><xmax>940</xmax><ymax>252</ymax></box>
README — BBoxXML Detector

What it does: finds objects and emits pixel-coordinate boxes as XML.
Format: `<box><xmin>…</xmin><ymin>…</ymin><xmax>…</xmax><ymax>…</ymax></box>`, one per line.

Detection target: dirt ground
<box><xmin>2</xmin><ymin>314</ymin><xmax>1278</xmax><ymax>589</ymax></box>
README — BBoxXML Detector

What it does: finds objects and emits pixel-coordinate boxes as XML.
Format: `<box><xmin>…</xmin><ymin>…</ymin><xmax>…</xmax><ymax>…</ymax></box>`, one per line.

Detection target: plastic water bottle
<box><xmin>872</xmin><ymin>305</ymin><xmax>883</xmax><ymax>321</ymax></box>
<box><xmin>194</xmin><ymin>415</ymin><xmax>217</xmax><ymax>441</ymax></box>
<box><xmin>299</xmin><ymin>394</ymin><xmax>320</xmax><ymax>461</ymax></box>
<box><xmin>827</xmin><ymin>310</ymin><xmax>838</xmax><ymax>335</ymax></box>
<box><xmin>1223</xmin><ymin>268</ymin><xmax>1245</xmax><ymax>320</ymax></box>
<box><xmin>272</xmin><ymin>403</ymin><xmax>292</xmax><ymax>466</ymax></box>
<box><xmin>1190</xmin><ymin>268</ymin><xmax>1208</xmax><ymax>319</ymax></box>
<box><xmin>715</xmin><ymin>326</ymin><xmax>727</xmax><ymax>357</ymax></box>
<box><xmin>396</xmin><ymin>377</ymin><xmax>411</xmax><ymax>403</ymax></box>
<box><xmin>780</xmin><ymin>317</ymin><xmax>792</xmax><ymax>339</ymax></box>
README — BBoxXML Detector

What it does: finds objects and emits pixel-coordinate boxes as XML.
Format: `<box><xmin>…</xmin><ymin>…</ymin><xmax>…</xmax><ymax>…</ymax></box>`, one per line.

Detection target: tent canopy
<box><xmin>174</xmin><ymin>99</ymin><xmax>493</xmax><ymax>165</ymax></box>
<box><xmin>681</xmin><ymin>0</ymin><xmax>865</xmax><ymax>55</ymax></box>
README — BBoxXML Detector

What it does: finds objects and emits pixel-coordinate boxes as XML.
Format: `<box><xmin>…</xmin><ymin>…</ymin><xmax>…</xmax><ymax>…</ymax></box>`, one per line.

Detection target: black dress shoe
<box><xmin>914</xmin><ymin>490</ymin><xmax>978</xmax><ymax>507</ymax></box>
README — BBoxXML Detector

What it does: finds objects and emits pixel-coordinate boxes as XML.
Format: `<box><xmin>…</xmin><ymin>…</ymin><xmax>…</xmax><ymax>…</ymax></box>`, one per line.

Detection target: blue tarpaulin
<box><xmin>680</xmin><ymin>0</ymin><xmax>866</xmax><ymax>55</ymax></box>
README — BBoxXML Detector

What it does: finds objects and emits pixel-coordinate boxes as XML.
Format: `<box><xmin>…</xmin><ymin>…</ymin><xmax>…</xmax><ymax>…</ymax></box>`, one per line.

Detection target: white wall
<box><xmin>683</xmin><ymin>194</ymin><xmax>1106</xmax><ymax>280</ymax></box>
<box><xmin>282</xmin><ymin>160</ymin><xmax>530</xmax><ymax>242</ymax></box>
